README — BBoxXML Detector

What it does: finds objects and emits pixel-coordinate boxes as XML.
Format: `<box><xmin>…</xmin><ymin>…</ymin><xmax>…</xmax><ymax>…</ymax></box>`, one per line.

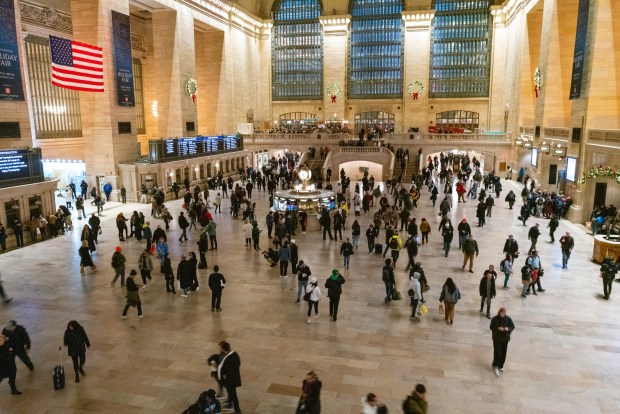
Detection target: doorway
<box><xmin>594</xmin><ymin>182</ymin><xmax>607</xmax><ymax>208</ymax></box>
<box><xmin>548</xmin><ymin>164</ymin><xmax>557</xmax><ymax>185</ymax></box>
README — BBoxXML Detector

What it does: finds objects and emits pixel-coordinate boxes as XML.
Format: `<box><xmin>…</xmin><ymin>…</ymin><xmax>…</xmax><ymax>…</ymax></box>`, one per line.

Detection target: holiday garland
<box><xmin>534</xmin><ymin>67</ymin><xmax>542</xmax><ymax>97</ymax></box>
<box><xmin>578</xmin><ymin>165</ymin><xmax>620</xmax><ymax>184</ymax></box>
<box><xmin>327</xmin><ymin>82</ymin><xmax>342</xmax><ymax>103</ymax></box>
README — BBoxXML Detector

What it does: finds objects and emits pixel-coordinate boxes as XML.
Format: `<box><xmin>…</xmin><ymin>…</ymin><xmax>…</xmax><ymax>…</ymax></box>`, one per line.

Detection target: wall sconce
<box><xmin>540</xmin><ymin>141</ymin><xmax>550</xmax><ymax>154</ymax></box>
<box><xmin>552</xmin><ymin>144</ymin><xmax>566</xmax><ymax>157</ymax></box>
<box><xmin>523</xmin><ymin>142</ymin><xmax>532</xmax><ymax>148</ymax></box>
<box><xmin>515</xmin><ymin>137</ymin><xmax>524</xmax><ymax>146</ymax></box>
<box><xmin>151</xmin><ymin>101</ymin><xmax>159</xmax><ymax>118</ymax></box>
<box><xmin>169</xmin><ymin>171</ymin><xmax>174</xmax><ymax>177</ymax></box>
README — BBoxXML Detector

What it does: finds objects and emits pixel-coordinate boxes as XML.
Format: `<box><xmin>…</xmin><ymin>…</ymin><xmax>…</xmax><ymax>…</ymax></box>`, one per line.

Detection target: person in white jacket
<box><xmin>305</xmin><ymin>276</ymin><xmax>321</xmax><ymax>323</ymax></box>
<box><xmin>242</xmin><ymin>220</ymin><xmax>253</xmax><ymax>249</ymax></box>
<box><xmin>409</xmin><ymin>272</ymin><xmax>422</xmax><ymax>320</ymax></box>
<box><xmin>361</xmin><ymin>393</ymin><xmax>387</xmax><ymax>414</ymax></box>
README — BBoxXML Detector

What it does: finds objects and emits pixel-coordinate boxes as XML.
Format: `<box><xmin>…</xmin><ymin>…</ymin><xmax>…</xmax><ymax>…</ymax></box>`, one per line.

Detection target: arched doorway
<box><xmin>336</xmin><ymin>160</ymin><xmax>383</xmax><ymax>183</ymax></box>
<box><xmin>423</xmin><ymin>150</ymin><xmax>486</xmax><ymax>175</ymax></box>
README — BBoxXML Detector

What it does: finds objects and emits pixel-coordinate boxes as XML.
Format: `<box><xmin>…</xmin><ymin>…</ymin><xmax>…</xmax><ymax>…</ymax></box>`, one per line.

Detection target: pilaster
<box><xmin>319</xmin><ymin>15</ymin><xmax>350</xmax><ymax>122</ymax></box>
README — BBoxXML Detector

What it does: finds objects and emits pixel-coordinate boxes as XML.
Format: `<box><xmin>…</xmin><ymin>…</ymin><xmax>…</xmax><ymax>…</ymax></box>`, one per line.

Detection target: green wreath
<box><xmin>186</xmin><ymin>78</ymin><xmax>198</xmax><ymax>102</ymax></box>
<box><xmin>407</xmin><ymin>81</ymin><xmax>424</xmax><ymax>99</ymax></box>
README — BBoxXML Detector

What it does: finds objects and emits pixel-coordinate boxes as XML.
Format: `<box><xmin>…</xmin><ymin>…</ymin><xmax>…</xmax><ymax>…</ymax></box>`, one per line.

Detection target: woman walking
<box><xmin>490</xmin><ymin>307</ymin><xmax>515</xmax><ymax>377</ymax></box>
<box><xmin>296</xmin><ymin>371</ymin><xmax>322</xmax><ymax>414</ymax></box>
<box><xmin>351</xmin><ymin>220</ymin><xmax>361</xmax><ymax>250</ymax></box>
<box><xmin>122</xmin><ymin>270</ymin><xmax>144</xmax><ymax>319</ymax></box>
<box><xmin>305</xmin><ymin>276</ymin><xmax>321</xmax><ymax>323</ymax></box>
<box><xmin>138</xmin><ymin>249</ymin><xmax>153</xmax><ymax>288</ymax></box>
<box><xmin>63</xmin><ymin>321</ymin><xmax>90</xmax><ymax>383</ymax></box>
<box><xmin>278</xmin><ymin>241</ymin><xmax>291</xmax><ymax>278</ymax></box>
<box><xmin>501</xmin><ymin>254</ymin><xmax>513</xmax><ymax>289</ymax></box>
<box><xmin>80</xmin><ymin>224</ymin><xmax>96</xmax><ymax>253</ymax></box>
<box><xmin>409</xmin><ymin>272</ymin><xmax>422</xmax><ymax>320</ymax></box>
<box><xmin>419</xmin><ymin>218</ymin><xmax>431</xmax><ymax>244</ymax></box>
<box><xmin>439</xmin><ymin>277</ymin><xmax>461</xmax><ymax>325</ymax></box>
<box><xmin>78</xmin><ymin>240</ymin><xmax>96</xmax><ymax>275</ymax></box>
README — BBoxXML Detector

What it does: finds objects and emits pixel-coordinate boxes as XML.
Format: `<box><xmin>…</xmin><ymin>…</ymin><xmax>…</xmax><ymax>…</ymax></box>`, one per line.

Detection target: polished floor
<box><xmin>0</xmin><ymin>178</ymin><xmax>618</xmax><ymax>414</ymax></box>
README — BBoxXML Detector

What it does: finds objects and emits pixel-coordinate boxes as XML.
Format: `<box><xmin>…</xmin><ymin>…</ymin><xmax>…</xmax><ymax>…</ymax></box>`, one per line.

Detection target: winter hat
<box><xmin>309</xmin><ymin>276</ymin><xmax>318</xmax><ymax>284</ymax></box>
<box><xmin>413</xmin><ymin>272</ymin><xmax>421</xmax><ymax>280</ymax></box>
<box><xmin>331</xmin><ymin>269</ymin><xmax>339</xmax><ymax>280</ymax></box>
<box><xmin>115</xmin><ymin>246</ymin><xmax>121</xmax><ymax>252</ymax></box>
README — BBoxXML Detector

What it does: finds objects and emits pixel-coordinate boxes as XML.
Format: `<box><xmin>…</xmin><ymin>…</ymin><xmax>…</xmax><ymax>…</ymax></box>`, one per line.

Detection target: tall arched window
<box><xmin>429</xmin><ymin>0</ymin><xmax>493</xmax><ymax>98</ymax></box>
<box><xmin>348</xmin><ymin>0</ymin><xmax>403</xmax><ymax>99</ymax></box>
<box><xmin>272</xmin><ymin>0</ymin><xmax>323</xmax><ymax>101</ymax></box>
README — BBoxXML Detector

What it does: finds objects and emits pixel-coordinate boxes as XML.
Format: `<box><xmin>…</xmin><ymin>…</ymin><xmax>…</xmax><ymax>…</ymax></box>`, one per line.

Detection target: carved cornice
<box><xmin>131</xmin><ymin>34</ymin><xmax>144</xmax><ymax>51</ymax></box>
<box><xmin>19</xmin><ymin>1</ymin><xmax>72</xmax><ymax>34</ymax></box>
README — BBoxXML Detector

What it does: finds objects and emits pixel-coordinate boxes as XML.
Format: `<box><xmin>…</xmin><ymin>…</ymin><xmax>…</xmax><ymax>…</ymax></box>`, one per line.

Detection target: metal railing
<box><xmin>244</xmin><ymin>132</ymin><xmax>509</xmax><ymax>143</ymax></box>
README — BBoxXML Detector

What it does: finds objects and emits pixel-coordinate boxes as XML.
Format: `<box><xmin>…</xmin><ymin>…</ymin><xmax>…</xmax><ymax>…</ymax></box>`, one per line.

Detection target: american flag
<box><xmin>49</xmin><ymin>35</ymin><xmax>104</xmax><ymax>92</ymax></box>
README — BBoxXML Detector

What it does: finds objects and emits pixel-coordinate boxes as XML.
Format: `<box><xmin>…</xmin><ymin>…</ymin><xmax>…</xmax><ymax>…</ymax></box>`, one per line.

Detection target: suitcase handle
<box><xmin>59</xmin><ymin>346</ymin><xmax>63</xmax><ymax>366</ymax></box>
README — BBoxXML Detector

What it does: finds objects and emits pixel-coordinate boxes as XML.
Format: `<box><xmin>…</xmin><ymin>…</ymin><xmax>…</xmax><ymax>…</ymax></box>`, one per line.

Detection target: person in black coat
<box><xmin>0</xmin><ymin>334</ymin><xmax>21</xmax><ymax>394</ymax></box>
<box><xmin>490</xmin><ymin>308</ymin><xmax>515</xmax><ymax>377</ymax></box>
<box><xmin>197</xmin><ymin>233</ymin><xmax>209</xmax><ymax>269</ymax></box>
<box><xmin>188</xmin><ymin>252</ymin><xmax>199</xmax><ymax>291</ymax></box>
<box><xmin>208</xmin><ymin>266</ymin><xmax>226</xmax><ymax>312</ymax></box>
<box><xmin>177</xmin><ymin>255</ymin><xmax>193</xmax><ymax>297</ymax></box>
<box><xmin>479</xmin><ymin>267</ymin><xmax>497</xmax><ymax>319</ymax></box>
<box><xmin>63</xmin><ymin>321</ymin><xmax>90</xmax><ymax>383</ymax></box>
<box><xmin>2</xmin><ymin>321</ymin><xmax>33</xmax><ymax>371</ymax></box>
<box><xmin>298</xmin><ymin>371</ymin><xmax>321</xmax><ymax>414</ymax></box>
<box><xmin>217</xmin><ymin>341</ymin><xmax>241</xmax><ymax>413</ymax></box>
<box><xmin>324</xmin><ymin>269</ymin><xmax>346</xmax><ymax>321</ymax></box>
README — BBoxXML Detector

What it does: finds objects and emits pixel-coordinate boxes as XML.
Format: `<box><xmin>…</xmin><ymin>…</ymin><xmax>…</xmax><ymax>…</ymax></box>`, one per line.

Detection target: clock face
<box><xmin>299</xmin><ymin>170</ymin><xmax>310</xmax><ymax>180</ymax></box>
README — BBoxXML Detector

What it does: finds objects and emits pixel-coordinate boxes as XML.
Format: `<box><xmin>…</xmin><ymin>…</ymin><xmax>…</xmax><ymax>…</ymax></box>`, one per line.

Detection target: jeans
<box><xmin>421</xmin><ymin>232</ymin><xmax>429</xmax><ymax>244</ymax></box>
<box><xmin>443</xmin><ymin>241</ymin><xmax>451</xmax><ymax>256</ymax></box>
<box><xmin>343</xmin><ymin>255</ymin><xmax>350</xmax><ymax>268</ymax></box>
<box><xmin>211</xmin><ymin>290</ymin><xmax>222</xmax><ymax>309</ymax></box>
<box><xmin>528</xmin><ymin>238</ymin><xmax>538</xmax><ymax>254</ymax></box>
<box><xmin>280</xmin><ymin>261</ymin><xmax>288</xmax><ymax>276</ymax></box>
<box><xmin>384</xmin><ymin>282</ymin><xmax>394</xmax><ymax>302</ymax></box>
<box><xmin>209</xmin><ymin>235</ymin><xmax>217</xmax><ymax>249</ymax></box>
<box><xmin>493</xmin><ymin>340</ymin><xmax>509</xmax><ymax>369</ymax></box>
<box><xmin>458</xmin><ymin>234</ymin><xmax>467</xmax><ymax>249</ymax></box>
<box><xmin>30</xmin><ymin>231</ymin><xmax>37</xmax><ymax>243</ymax></box>
<box><xmin>328</xmin><ymin>296</ymin><xmax>340</xmax><ymax>320</ymax></box>
<box><xmin>503</xmin><ymin>272</ymin><xmax>510</xmax><ymax>288</ymax></box>
<box><xmin>111</xmin><ymin>267</ymin><xmax>125</xmax><ymax>286</ymax></box>
<box><xmin>562</xmin><ymin>250</ymin><xmax>570</xmax><ymax>268</ymax></box>
<box><xmin>480</xmin><ymin>297</ymin><xmax>491</xmax><ymax>315</ymax></box>
<box><xmin>352</xmin><ymin>234</ymin><xmax>359</xmax><ymax>248</ymax></box>
<box><xmin>367</xmin><ymin>238</ymin><xmax>375</xmax><ymax>253</ymax></box>
<box><xmin>307</xmin><ymin>300</ymin><xmax>319</xmax><ymax>316</ymax></box>
<box><xmin>391</xmin><ymin>250</ymin><xmax>400</xmax><ymax>263</ymax></box>
<box><xmin>603</xmin><ymin>278</ymin><xmax>613</xmax><ymax>298</ymax></box>
<box><xmin>122</xmin><ymin>301</ymin><xmax>143</xmax><ymax>316</ymax></box>
<box><xmin>14</xmin><ymin>230</ymin><xmax>23</xmax><ymax>247</ymax></box>
<box><xmin>486</xmin><ymin>206</ymin><xmax>493</xmax><ymax>217</ymax></box>
<box><xmin>297</xmin><ymin>280</ymin><xmax>308</xmax><ymax>302</ymax></box>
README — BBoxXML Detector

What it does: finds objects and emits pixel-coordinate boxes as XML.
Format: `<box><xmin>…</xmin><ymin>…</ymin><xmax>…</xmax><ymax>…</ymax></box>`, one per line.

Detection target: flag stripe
<box><xmin>52</xmin><ymin>73</ymin><xmax>104</xmax><ymax>86</ymax></box>
<box><xmin>50</xmin><ymin>35</ymin><xmax>104</xmax><ymax>93</ymax></box>
<box><xmin>51</xmin><ymin>64</ymin><xmax>103</xmax><ymax>78</ymax></box>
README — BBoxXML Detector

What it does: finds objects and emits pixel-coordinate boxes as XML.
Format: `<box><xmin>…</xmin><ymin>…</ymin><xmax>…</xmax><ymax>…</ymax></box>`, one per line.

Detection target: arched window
<box><xmin>435</xmin><ymin>110</ymin><xmax>479</xmax><ymax>132</ymax></box>
<box><xmin>348</xmin><ymin>0</ymin><xmax>403</xmax><ymax>99</ymax></box>
<box><xmin>429</xmin><ymin>0</ymin><xmax>493</xmax><ymax>98</ymax></box>
<box><xmin>354</xmin><ymin>111</ymin><xmax>395</xmax><ymax>134</ymax></box>
<box><xmin>272</xmin><ymin>0</ymin><xmax>323</xmax><ymax>101</ymax></box>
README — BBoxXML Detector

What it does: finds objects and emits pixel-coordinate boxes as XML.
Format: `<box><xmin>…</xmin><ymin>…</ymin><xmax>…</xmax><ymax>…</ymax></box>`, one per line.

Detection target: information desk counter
<box><xmin>593</xmin><ymin>235</ymin><xmax>620</xmax><ymax>263</ymax></box>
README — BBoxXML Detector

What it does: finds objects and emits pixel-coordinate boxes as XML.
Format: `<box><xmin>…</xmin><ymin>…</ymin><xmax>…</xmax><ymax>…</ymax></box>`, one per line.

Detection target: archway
<box><xmin>336</xmin><ymin>160</ymin><xmax>383</xmax><ymax>182</ymax></box>
<box><xmin>423</xmin><ymin>149</ymin><xmax>487</xmax><ymax>175</ymax></box>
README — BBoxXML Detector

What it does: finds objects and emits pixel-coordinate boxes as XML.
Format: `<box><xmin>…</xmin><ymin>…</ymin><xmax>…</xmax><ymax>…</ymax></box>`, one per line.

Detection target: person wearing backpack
<box><xmin>304</xmin><ymin>277</ymin><xmax>321</xmax><ymax>323</ymax></box>
<box><xmin>387</xmin><ymin>230</ymin><xmax>403</xmax><ymax>264</ymax></box>
<box><xmin>500</xmin><ymin>254</ymin><xmax>513</xmax><ymax>289</ymax></box>
<box><xmin>340</xmin><ymin>238</ymin><xmax>354</xmax><ymax>270</ymax></box>
<box><xmin>324</xmin><ymin>269</ymin><xmax>345</xmax><ymax>321</ymax></box>
<box><xmin>402</xmin><ymin>383</ymin><xmax>428</xmax><ymax>414</ymax></box>
<box><xmin>110</xmin><ymin>246</ymin><xmax>126</xmax><ymax>286</ymax></box>
<box><xmin>439</xmin><ymin>278</ymin><xmax>460</xmax><ymax>325</ymax></box>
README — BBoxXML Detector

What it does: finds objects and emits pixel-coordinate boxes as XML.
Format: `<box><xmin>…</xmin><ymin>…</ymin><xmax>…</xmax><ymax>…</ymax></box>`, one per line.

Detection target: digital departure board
<box><xmin>147</xmin><ymin>134</ymin><xmax>243</xmax><ymax>163</ymax></box>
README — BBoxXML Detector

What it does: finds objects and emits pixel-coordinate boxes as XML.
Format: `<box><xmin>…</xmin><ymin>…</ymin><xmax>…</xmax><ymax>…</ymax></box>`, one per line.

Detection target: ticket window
<box><xmin>4</xmin><ymin>201</ymin><xmax>19</xmax><ymax>229</ymax></box>
<box><xmin>28</xmin><ymin>196</ymin><xmax>42</xmax><ymax>219</ymax></box>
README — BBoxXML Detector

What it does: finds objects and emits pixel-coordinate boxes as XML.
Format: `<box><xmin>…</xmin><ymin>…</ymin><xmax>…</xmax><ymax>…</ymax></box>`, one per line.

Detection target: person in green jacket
<box><xmin>404</xmin><ymin>383</ymin><xmax>428</xmax><ymax>414</ymax></box>
<box><xmin>142</xmin><ymin>222</ymin><xmax>153</xmax><ymax>253</ymax></box>
<box><xmin>206</xmin><ymin>221</ymin><xmax>217</xmax><ymax>250</ymax></box>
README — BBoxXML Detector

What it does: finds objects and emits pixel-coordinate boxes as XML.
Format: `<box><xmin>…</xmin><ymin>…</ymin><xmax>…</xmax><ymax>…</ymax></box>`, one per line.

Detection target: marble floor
<box><xmin>0</xmin><ymin>179</ymin><xmax>619</xmax><ymax>414</ymax></box>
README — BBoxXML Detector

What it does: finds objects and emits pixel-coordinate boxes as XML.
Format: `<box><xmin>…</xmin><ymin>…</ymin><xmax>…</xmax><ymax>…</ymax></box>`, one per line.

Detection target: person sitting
<box><xmin>262</xmin><ymin>248</ymin><xmax>279</xmax><ymax>267</ymax></box>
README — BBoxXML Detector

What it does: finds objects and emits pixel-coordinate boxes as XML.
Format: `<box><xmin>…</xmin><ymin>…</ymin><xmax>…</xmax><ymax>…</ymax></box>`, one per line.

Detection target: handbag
<box><xmin>392</xmin><ymin>289</ymin><xmax>402</xmax><ymax>301</ymax></box>
<box><xmin>407</xmin><ymin>288</ymin><xmax>414</xmax><ymax>297</ymax></box>
<box><xmin>303</xmin><ymin>286</ymin><xmax>315</xmax><ymax>302</ymax></box>
<box><xmin>438</xmin><ymin>303</ymin><xmax>444</xmax><ymax>314</ymax></box>
<box><xmin>296</xmin><ymin>396</ymin><xmax>308</xmax><ymax>414</ymax></box>
<box><xmin>422</xmin><ymin>283</ymin><xmax>430</xmax><ymax>292</ymax></box>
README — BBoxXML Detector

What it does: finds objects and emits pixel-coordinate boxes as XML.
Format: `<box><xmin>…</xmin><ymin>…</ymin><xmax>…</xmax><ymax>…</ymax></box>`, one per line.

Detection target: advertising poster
<box><xmin>0</xmin><ymin>0</ymin><xmax>25</xmax><ymax>101</ymax></box>
<box><xmin>112</xmin><ymin>10</ymin><xmax>135</xmax><ymax>106</ymax></box>
<box><xmin>569</xmin><ymin>0</ymin><xmax>590</xmax><ymax>100</ymax></box>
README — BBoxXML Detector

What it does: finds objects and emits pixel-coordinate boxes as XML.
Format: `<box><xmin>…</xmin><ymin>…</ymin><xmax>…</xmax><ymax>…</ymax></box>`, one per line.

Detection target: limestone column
<box><xmin>319</xmin><ymin>16</ymin><xmax>350</xmax><ymax>123</ymax></box>
<box><xmin>152</xmin><ymin>9</ymin><xmax>197</xmax><ymax>137</ymax></box>
<box><xmin>402</xmin><ymin>11</ymin><xmax>433</xmax><ymax>133</ymax></box>
<box><xmin>488</xmin><ymin>7</ymin><xmax>508</xmax><ymax>132</ymax></box>
<box><xmin>69</xmin><ymin>0</ymin><xmax>138</xmax><ymax>197</ymax></box>
<box><xmin>256</xmin><ymin>21</ymin><xmax>273</xmax><ymax>130</ymax></box>
<box><xmin>568</xmin><ymin>0</ymin><xmax>619</xmax><ymax>222</ymax></box>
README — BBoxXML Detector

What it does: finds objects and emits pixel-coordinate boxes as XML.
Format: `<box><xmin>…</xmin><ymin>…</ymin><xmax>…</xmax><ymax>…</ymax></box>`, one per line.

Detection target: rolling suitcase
<box><xmin>375</xmin><ymin>243</ymin><xmax>383</xmax><ymax>254</ymax></box>
<box><xmin>53</xmin><ymin>346</ymin><xmax>65</xmax><ymax>391</ymax></box>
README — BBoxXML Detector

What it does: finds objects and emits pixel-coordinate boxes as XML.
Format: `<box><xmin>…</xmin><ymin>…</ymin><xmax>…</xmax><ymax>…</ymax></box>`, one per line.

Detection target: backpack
<box><xmin>389</xmin><ymin>237</ymin><xmax>399</xmax><ymax>250</ymax></box>
<box><xmin>402</xmin><ymin>395</ymin><xmax>415</xmax><ymax>414</ymax></box>
<box><xmin>111</xmin><ymin>253</ymin><xmax>122</xmax><ymax>269</ymax></box>
<box><xmin>499</xmin><ymin>259</ymin><xmax>506</xmax><ymax>272</ymax></box>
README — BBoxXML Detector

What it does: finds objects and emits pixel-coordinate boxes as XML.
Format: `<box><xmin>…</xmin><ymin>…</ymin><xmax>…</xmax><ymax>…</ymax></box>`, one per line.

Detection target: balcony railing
<box><xmin>245</xmin><ymin>132</ymin><xmax>509</xmax><ymax>143</ymax></box>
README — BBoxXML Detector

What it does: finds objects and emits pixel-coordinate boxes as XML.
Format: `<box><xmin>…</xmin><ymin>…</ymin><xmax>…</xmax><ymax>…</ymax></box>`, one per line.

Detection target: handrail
<box><xmin>244</xmin><ymin>133</ymin><xmax>509</xmax><ymax>142</ymax></box>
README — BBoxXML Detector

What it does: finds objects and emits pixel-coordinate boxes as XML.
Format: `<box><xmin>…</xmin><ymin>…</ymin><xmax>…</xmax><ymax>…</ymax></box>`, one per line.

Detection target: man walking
<box><xmin>457</xmin><ymin>218</ymin><xmax>471</xmax><ymax>250</ymax></box>
<box><xmin>548</xmin><ymin>214</ymin><xmax>559</xmax><ymax>242</ymax></box>
<box><xmin>526</xmin><ymin>250</ymin><xmax>545</xmax><ymax>294</ymax></box>
<box><xmin>217</xmin><ymin>341</ymin><xmax>242</xmax><ymax>414</ymax></box>
<box><xmin>208</xmin><ymin>266</ymin><xmax>226</xmax><ymax>312</ymax></box>
<box><xmin>382</xmin><ymin>259</ymin><xmax>396</xmax><ymax>304</ymax></box>
<box><xmin>387</xmin><ymin>230</ymin><xmax>403</xmax><ymax>264</ymax></box>
<box><xmin>206</xmin><ymin>220</ymin><xmax>218</xmax><ymax>250</ymax></box>
<box><xmin>110</xmin><ymin>246</ymin><xmax>126</xmax><ymax>286</ymax></box>
<box><xmin>340</xmin><ymin>238</ymin><xmax>354</xmax><ymax>270</ymax></box>
<box><xmin>462</xmin><ymin>234</ymin><xmax>479</xmax><ymax>273</ymax></box>
<box><xmin>178</xmin><ymin>212</ymin><xmax>189</xmax><ymax>243</ymax></box>
<box><xmin>2</xmin><ymin>321</ymin><xmax>34</xmax><ymax>372</ymax></box>
<box><xmin>324</xmin><ymin>269</ymin><xmax>345</xmax><ymax>321</ymax></box>
<box><xmin>490</xmin><ymin>308</ymin><xmax>515</xmax><ymax>377</ymax></box>
<box><xmin>479</xmin><ymin>266</ymin><xmax>497</xmax><ymax>319</ymax></box>
<box><xmin>559</xmin><ymin>231</ymin><xmax>574</xmax><ymax>269</ymax></box>
<box><xmin>527</xmin><ymin>223</ymin><xmax>540</xmax><ymax>254</ymax></box>
<box><xmin>601</xmin><ymin>256</ymin><xmax>617</xmax><ymax>300</ymax></box>
<box><xmin>295</xmin><ymin>260</ymin><xmax>312</xmax><ymax>303</ymax></box>
<box><xmin>502</xmin><ymin>235</ymin><xmax>519</xmax><ymax>261</ymax></box>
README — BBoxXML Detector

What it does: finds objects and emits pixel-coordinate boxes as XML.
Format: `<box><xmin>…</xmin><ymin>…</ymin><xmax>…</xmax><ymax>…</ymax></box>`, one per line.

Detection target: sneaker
<box><xmin>521</xmin><ymin>294</ymin><xmax>526</xmax><ymax>298</ymax></box>
<box><xmin>499</xmin><ymin>367</ymin><xmax>504</xmax><ymax>371</ymax></box>
<box><xmin>216</xmin><ymin>308</ymin><xmax>222</xmax><ymax>312</ymax></box>
<box><xmin>538</xmin><ymin>289</ymin><xmax>546</xmax><ymax>292</ymax></box>
<box><xmin>195</xmin><ymin>287</ymin><xmax>200</xmax><ymax>291</ymax></box>
<box><xmin>181</xmin><ymin>294</ymin><xmax>188</xmax><ymax>298</ymax></box>
<box><xmin>307</xmin><ymin>318</ymin><xmax>311</xmax><ymax>324</ymax></box>
<box><xmin>142</xmin><ymin>285</ymin><xmax>147</xmax><ymax>289</ymax></box>
<box><xmin>121</xmin><ymin>316</ymin><xmax>127</xmax><ymax>319</ymax></box>
<box><xmin>138</xmin><ymin>314</ymin><xmax>145</xmax><ymax>318</ymax></box>
<box><xmin>493</xmin><ymin>366</ymin><xmax>500</xmax><ymax>377</ymax></box>
<box><xmin>315</xmin><ymin>314</ymin><xmax>319</xmax><ymax>319</ymax></box>
<box><xmin>283</xmin><ymin>275</ymin><xmax>288</xmax><ymax>279</ymax></box>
